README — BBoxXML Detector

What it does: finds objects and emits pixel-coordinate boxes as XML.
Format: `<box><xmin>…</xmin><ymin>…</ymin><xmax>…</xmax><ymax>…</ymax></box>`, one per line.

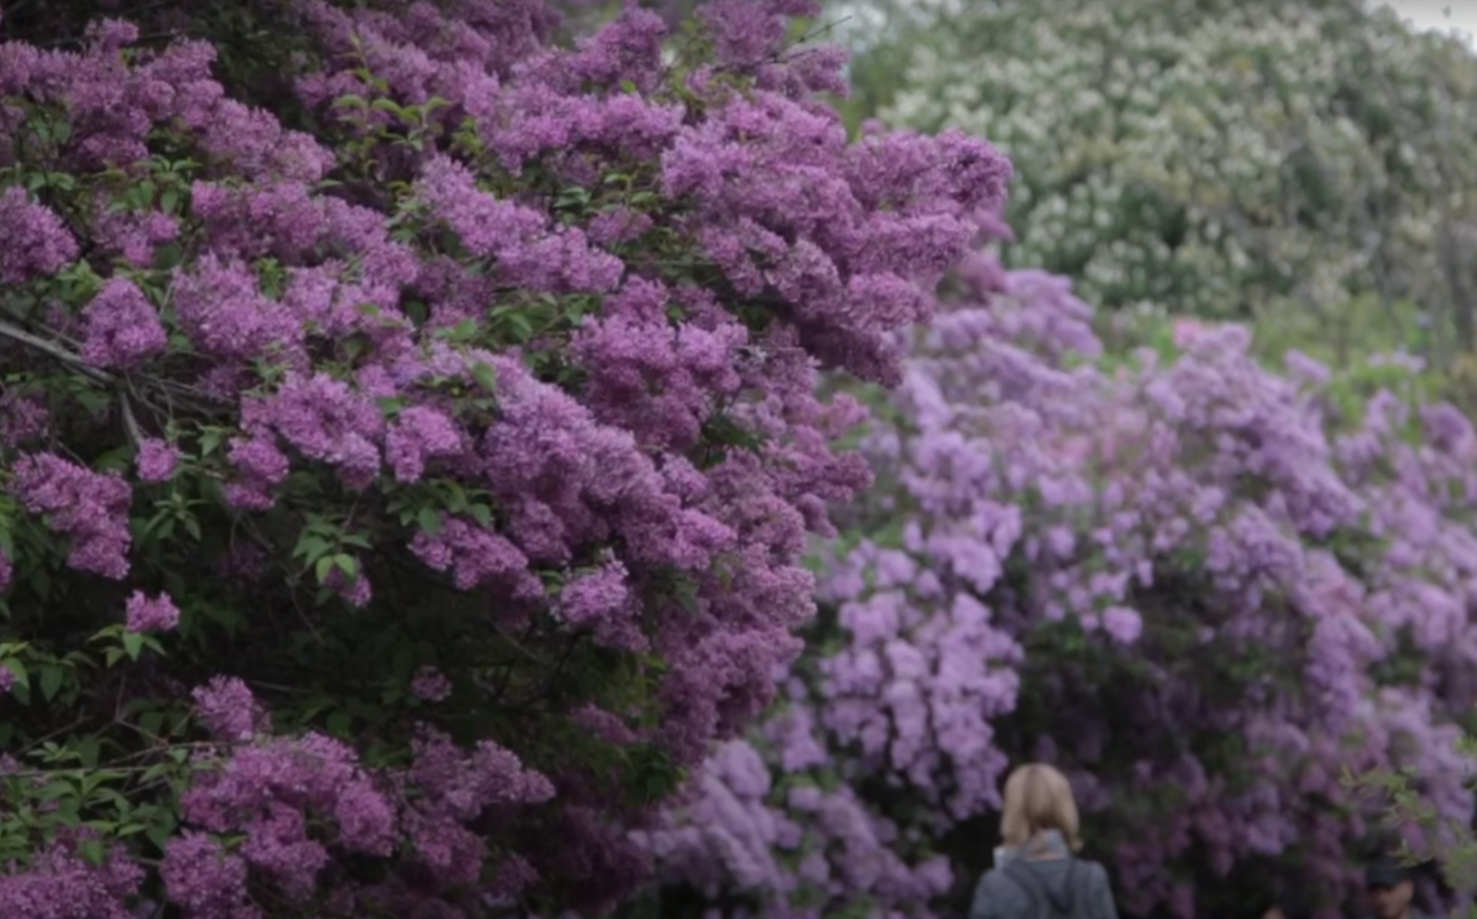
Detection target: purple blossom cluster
<box><xmin>162</xmin><ymin>690</ymin><xmax>555</xmax><ymax>915</ymax></box>
<box><xmin>82</xmin><ymin>278</ymin><xmax>167</xmax><ymax>369</ymax></box>
<box><xmin>0</xmin><ymin>842</ymin><xmax>143</xmax><ymax>919</ymax></box>
<box><xmin>639</xmin><ymin>713</ymin><xmax>956</xmax><ymax>918</ymax></box>
<box><xmin>0</xmin><ymin>187</ymin><xmax>79</xmax><ymax>284</ymax></box>
<box><xmin>650</xmin><ymin>238</ymin><xmax>1477</xmax><ymax>915</ymax></box>
<box><xmin>12</xmin><ymin>453</ymin><xmax>133</xmax><ymax>580</ymax></box>
<box><xmin>0</xmin><ymin>1</ymin><xmax>1003</xmax><ymax>915</ymax></box>
<box><xmin>124</xmin><ymin>590</ymin><xmax>180</xmax><ymax>633</ymax></box>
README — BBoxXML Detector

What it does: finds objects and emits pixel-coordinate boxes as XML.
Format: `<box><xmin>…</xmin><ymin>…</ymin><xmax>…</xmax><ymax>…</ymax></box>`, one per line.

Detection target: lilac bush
<box><xmin>0</xmin><ymin>2</ymin><xmax>1007</xmax><ymax>916</ymax></box>
<box><xmin>645</xmin><ymin>224</ymin><xmax>1477</xmax><ymax>917</ymax></box>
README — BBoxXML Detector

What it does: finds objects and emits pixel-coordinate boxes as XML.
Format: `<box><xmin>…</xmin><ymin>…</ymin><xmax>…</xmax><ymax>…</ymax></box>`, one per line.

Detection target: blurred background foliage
<box><xmin>830</xmin><ymin>0</ymin><xmax>1477</xmax><ymax>417</ymax></box>
<box><xmin>825</xmin><ymin>0</ymin><xmax>1477</xmax><ymax>905</ymax></box>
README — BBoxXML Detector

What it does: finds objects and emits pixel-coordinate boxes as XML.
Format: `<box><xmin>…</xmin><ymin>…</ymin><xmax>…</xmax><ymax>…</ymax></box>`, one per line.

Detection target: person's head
<box><xmin>1365</xmin><ymin>859</ymin><xmax>1415</xmax><ymax>919</ymax></box>
<box><xmin>1000</xmin><ymin>762</ymin><xmax>1081</xmax><ymax>852</ymax></box>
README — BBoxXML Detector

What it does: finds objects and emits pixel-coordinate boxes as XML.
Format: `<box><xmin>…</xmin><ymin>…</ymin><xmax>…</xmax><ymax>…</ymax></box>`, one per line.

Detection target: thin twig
<box><xmin>18</xmin><ymin>715</ymin><xmax>89</xmax><ymax>754</ymax></box>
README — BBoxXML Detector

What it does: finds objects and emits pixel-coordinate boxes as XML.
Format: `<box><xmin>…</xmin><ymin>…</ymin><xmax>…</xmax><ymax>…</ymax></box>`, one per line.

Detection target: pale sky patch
<box><xmin>1375</xmin><ymin>1</ymin><xmax>1477</xmax><ymax>46</ymax></box>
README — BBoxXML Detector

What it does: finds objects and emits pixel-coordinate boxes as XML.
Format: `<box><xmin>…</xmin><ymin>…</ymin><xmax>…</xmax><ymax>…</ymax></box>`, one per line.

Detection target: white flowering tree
<box><xmin>845</xmin><ymin>0</ymin><xmax>1477</xmax><ymax>371</ymax></box>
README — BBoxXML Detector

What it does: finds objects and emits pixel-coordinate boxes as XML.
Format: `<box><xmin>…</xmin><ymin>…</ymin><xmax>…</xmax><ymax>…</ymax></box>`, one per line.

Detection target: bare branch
<box><xmin>0</xmin><ymin>318</ymin><xmax>114</xmax><ymax>384</ymax></box>
<box><xmin>119</xmin><ymin>392</ymin><xmax>144</xmax><ymax>447</ymax></box>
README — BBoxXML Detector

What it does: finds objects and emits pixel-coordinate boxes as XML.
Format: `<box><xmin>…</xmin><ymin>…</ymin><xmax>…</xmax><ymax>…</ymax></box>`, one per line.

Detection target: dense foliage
<box><xmin>0</xmin><ymin>1</ymin><xmax>1008</xmax><ymax>915</ymax></box>
<box><xmin>640</xmin><ymin>221</ymin><xmax>1477</xmax><ymax>917</ymax></box>
<box><xmin>1353</xmin><ymin>731</ymin><xmax>1477</xmax><ymax>916</ymax></box>
<box><xmin>850</xmin><ymin>0</ymin><xmax>1477</xmax><ymax>366</ymax></box>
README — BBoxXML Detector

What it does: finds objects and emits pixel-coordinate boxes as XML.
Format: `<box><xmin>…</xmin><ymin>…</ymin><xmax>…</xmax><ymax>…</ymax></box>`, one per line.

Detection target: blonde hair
<box><xmin>1000</xmin><ymin>763</ymin><xmax>1082</xmax><ymax>852</ymax></box>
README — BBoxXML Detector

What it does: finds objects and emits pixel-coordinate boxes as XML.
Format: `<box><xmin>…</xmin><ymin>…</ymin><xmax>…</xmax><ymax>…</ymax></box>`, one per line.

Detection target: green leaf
<box><xmin>403</xmin><ymin>299</ymin><xmax>428</xmax><ymax>326</ymax></box>
<box><xmin>447</xmin><ymin>318</ymin><xmax>478</xmax><ymax>342</ymax></box>
<box><xmin>508</xmin><ymin>311</ymin><xmax>535</xmax><ymax>341</ymax></box>
<box><xmin>443</xmin><ymin>482</ymin><xmax>471</xmax><ymax>513</ymax></box>
<box><xmin>38</xmin><ymin>778</ymin><xmax>76</xmax><ymax>801</ymax></box>
<box><xmin>327</xmin><ymin>710</ymin><xmax>353</xmax><ymax>737</ymax></box>
<box><xmin>76</xmin><ymin>737</ymin><xmax>103</xmax><ymax>772</ymax></box>
<box><xmin>39</xmin><ymin>666</ymin><xmax>63</xmax><ymax>702</ymax></box>
<box><xmin>416</xmin><ymin>506</ymin><xmax>443</xmax><ymax>536</ymax></box>
<box><xmin>198</xmin><ymin>428</ymin><xmax>224</xmax><ymax>457</ymax></box>
<box><xmin>376</xmin><ymin>396</ymin><xmax>408</xmax><ymax>418</ymax></box>
<box><xmin>139</xmin><ymin>711</ymin><xmax>164</xmax><ymax>738</ymax></box>
<box><xmin>314</xmin><ymin>555</ymin><xmax>335</xmax><ymax>584</ymax></box>
<box><xmin>122</xmin><ymin>632</ymin><xmax>144</xmax><ymax>662</ymax></box>
<box><xmin>470</xmin><ymin>361</ymin><xmax>498</xmax><ymax>394</ymax></box>
<box><xmin>294</xmin><ymin>532</ymin><xmax>332</xmax><ymax>563</ymax></box>
<box><xmin>370</xmin><ymin>97</ymin><xmax>408</xmax><ymax>117</ymax></box>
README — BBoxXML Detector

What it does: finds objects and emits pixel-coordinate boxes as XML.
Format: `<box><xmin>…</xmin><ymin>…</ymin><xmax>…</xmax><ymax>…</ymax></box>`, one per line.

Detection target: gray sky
<box><xmin>1377</xmin><ymin>1</ymin><xmax>1477</xmax><ymax>45</ymax></box>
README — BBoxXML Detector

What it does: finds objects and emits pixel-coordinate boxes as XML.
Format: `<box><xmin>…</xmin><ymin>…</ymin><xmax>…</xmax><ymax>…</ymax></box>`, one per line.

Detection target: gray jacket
<box><xmin>968</xmin><ymin>853</ymin><xmax>1119</xmax><ymax>919</ymax></box>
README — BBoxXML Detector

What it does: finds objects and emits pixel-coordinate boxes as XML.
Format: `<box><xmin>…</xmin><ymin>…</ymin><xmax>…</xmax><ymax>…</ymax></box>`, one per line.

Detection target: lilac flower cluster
<box><xmin>82</xmin><ymin>278</ymin><xmax>167</xmax><ymax>369</ymax></box>
<box><xmin>640</xmin><ymin>715</ymin><xmax>956</xmax><ymax>918</ymax></box>
<box><xmin>0</xmin><ymin>187</ymin><xmax>79</xmax><ymax>284</ymax></box>
<box><xmin>0</xmin><ymin>0</ymin><xmax>1003</xmax><ymax>915</ymax></box>
<box><xmin>124</xmin><ymin>590</ymin><xmax>180</xmax><ymax>633</ymax></box>
<box><xmin>0</xmin><ymin>842</ymin><xmax>143</xmax><ymax>919</ymax></box>
<box><xmin>652</xmin><ymin>239</ymin><xmax>1477</xmax><ymax>915</ymax></box>
<box><xmin>167</xmin><ymin>692</ymin><xmax>556</xmax><ymax>914</ymax></box>
<box><xmin>11</xmin><ymin>454</ymin><xmax>132</xmax><ymax>580</ymax></box>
